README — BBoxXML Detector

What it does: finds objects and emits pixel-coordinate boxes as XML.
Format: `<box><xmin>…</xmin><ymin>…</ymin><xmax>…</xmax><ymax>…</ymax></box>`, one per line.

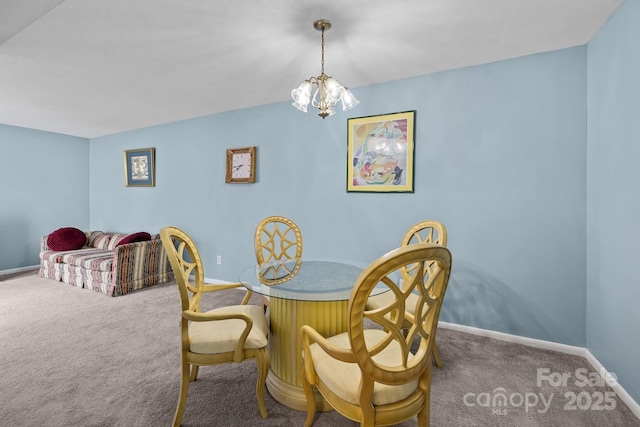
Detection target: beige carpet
<box><xmin>1</xmin><ymin>271</ymin><xmax>638</xmax><ymax>426</ymax></box>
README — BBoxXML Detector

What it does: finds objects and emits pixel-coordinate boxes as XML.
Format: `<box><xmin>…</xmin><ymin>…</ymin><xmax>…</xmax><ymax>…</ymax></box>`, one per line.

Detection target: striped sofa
<box><xmin>39</xmin><ymin>231</ymin><xmax>173</xmax><ymax>296</ymax></box>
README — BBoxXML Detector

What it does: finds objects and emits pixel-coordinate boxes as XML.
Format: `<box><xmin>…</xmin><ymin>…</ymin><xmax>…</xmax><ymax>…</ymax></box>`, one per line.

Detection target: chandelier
<box><xmin>291</xmin><ymin>19</ymin><xmax>359</xmax><ymax>119</ymax></box>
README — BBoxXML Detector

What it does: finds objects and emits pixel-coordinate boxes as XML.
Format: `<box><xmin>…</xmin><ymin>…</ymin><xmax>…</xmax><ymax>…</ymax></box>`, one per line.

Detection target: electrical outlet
<box><xmin>216</xmin><ymin>255</ymin><xmax>222</xmax><ymax>265</ymax></box>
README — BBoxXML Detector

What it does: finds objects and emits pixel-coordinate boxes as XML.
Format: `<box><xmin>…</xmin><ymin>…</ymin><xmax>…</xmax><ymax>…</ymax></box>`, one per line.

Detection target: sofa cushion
<box><xmin>116</xmin><ymin>232</ymin><xmax>152</xmax><ymax>247</ymax></box>
<box><xmin>61</xmin><ymin>250</ymin><xmax>113</xmax><ymax>271</ymax></box>
<box><xmin>47</xmin><ymin>227</ymin><xmax>86</xmax><ymax>251</ymax></box>
<box><xmin>88</xmin><ymin>232</ymin><xmax>112</xmax><ymax>250</ymax></box>
<box><xmin>107</xmin><ymin>233</ymin><xmax>128</xmax><ymax>250</ymax></box>
<box><xmin>40</xmin><ymin>250</ymin><xmax>64</xmax><ymax>263</ymax></box>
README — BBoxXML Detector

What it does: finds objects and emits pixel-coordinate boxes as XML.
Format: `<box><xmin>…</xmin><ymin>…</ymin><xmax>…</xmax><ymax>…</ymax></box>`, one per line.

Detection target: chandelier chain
<box><xmin>320</xmin><ymin>27</ymin><xmax>325</xmax><ymax>76</ymax></box>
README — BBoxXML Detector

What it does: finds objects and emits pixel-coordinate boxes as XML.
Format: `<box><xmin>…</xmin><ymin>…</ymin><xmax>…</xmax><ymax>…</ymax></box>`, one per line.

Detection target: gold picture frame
<box><xmin>124</xmin><ymin>147</ymin><xmax>155</xmax><ymax>187</ymax></box>
<box><xmin>225</xmin><ymin>146</ymin><xmax>256</xmax><ymax>183</ymax></box>
<box><xmin>347</xmin><ymin>111</ymin><xmax>415</xmax><ymax>193</ymax></box>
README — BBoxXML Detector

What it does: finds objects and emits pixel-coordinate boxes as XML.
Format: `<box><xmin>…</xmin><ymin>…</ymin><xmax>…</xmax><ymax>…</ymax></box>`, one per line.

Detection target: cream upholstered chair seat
<box><xmin>189</xmin><ymin>305</ymin><xmax>268</xmax><ymax>354</ymax></box>
<box><xmin>309</xmin><ymin>329</ymin><xmax>418</xmax><ymax>406</ymax></box>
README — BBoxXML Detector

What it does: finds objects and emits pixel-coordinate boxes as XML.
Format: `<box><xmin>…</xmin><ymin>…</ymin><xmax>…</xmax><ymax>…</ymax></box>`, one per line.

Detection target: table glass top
<box><xmin>239</xmin><ymin>259</ymin><xmax>388</xmax><ymax>302</ymax></box>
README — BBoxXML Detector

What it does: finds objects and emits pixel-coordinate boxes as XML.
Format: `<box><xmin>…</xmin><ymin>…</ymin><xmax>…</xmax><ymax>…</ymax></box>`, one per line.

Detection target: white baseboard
<box><xmin>438</xmin><ymin>321</ymin><xmax>640</xmax><ymax>419</ymax></box>
<box><xmin>204</xmin><ymin>277</ymin><xmax>232</xmax><ymax>284</ymax></box>
<box><xmin>204</xmin><ymin>277</ymin><xmax>246</xmax><ymax>290</ymax></box>
<box><xmin>585</xmin><ymin>350</ymin><xmax>640</xmax><ymax>419</ymax></box>
<box><xmin>0</xmin><ymin>265</ymin><xmax>39</xmax><ymax>276</ymax></box>
<box><xmin>438</xmin><ymin>321</ymin><xmax>587</xmax><ymax>356</ymax></box>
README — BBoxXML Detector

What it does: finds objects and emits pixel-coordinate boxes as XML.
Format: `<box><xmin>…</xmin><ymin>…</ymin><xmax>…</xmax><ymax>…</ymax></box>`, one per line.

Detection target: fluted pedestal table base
<box><xmin>267</xmin><ymin>297</ymin><xmax>348</xmax><ymax>411</ymax></box>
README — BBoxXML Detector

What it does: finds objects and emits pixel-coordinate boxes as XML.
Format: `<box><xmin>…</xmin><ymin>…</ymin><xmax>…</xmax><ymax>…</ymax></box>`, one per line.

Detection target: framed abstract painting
<box><xmin>347</xmin><ymin>111</ymin><xmax>415</xmax><ymax>193</ymax></box>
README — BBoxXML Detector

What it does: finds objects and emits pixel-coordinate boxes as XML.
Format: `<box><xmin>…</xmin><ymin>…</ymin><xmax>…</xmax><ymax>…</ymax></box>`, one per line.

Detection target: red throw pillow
<box><xmin>48</xmin><ymin>227</ymin><xmax>87</xmax><ymax>251</ymax></box>
<box><xmin>116</xmin><ymin>232</ymin><xmax>151</xmax><ymax>247</ymax></box>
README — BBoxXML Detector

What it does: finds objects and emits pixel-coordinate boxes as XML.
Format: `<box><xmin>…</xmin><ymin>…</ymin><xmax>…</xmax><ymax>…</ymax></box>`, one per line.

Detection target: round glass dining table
<box><xmin>239</xmin><ymin>259</ymin><xmax>384</xmax><ymax>411</ymax></box>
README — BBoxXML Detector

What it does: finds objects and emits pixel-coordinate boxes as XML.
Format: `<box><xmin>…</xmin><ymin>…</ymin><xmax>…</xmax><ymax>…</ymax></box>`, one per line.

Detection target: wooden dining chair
<box><xmin>301</xmin><ymin>242</ymin><xmax>452</xmax><ymax>427</ymax></box>
<box><xmin>254</xmin><ymin>216</ymin><xmax>303</xmax><ymax>310</ymax></box>
<box><xmin>366</xmin><ymin>220</ymin><xmax>448</xmax><ymax>368</ymax></box>
<box><xmin>159</xmin><ymin>226</ymin><xmax>270</xmax><ymax>426</ymax></box>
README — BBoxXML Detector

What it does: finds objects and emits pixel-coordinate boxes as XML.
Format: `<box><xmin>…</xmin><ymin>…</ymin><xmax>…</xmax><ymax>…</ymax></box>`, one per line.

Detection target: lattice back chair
<box><xmin>401</xmin><ymin>220</ymin><xmax>448</xmax><ymax>279</ymax></box>
<box><xmin>254</xmin><ymin>216</ymin><xmax>303</xmax><ymax>310</ymax></box>
<box><xmin>301</xmin><ymin>243</ymin><xmax>452</xmax><ymax>427</ymax></box>
<box><xmin>160</xmin><ymin>226</ymin><xmax>269</xmax><ymax>426</ymax></box>
<box><xmin>367</xmin><ymin>220</ymin><xmax>448</xmax><ymax>368</ymax></box>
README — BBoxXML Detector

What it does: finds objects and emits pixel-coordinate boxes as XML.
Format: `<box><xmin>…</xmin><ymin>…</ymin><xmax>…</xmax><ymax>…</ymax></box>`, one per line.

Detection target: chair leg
<box><xmin>361</xmin><ymin>405</ymin><xmax>375</xmax><ymax>427</ymax></box>
<box><xmin>189</xmin><ymin>365</ymin><xmax>199</xmax><ymax>381</ymax></box>
<box><xmin>417</xmin><ymin>398</ymin><xmax>429</xmax><ymax>426</ymax></box>
<box><xmin>404</xmin><ymin>326</ymin><xmax>443</xmax><ymax>368</ymax></box>
<box><xmin>301</xmin><ymin>368</ymin><xmax>317</xmax><ymax>427</ymax></box>
<box><xmin>255</xmin><ymin>349</ymin><xmax>269</xmax><ymax>419</ymax></box>
<box><xmin>417</xmin><ymin>363</ymin><xmax>433</xmax><ymax>427</ymax></box>
<box><xmin>432</xmin><ymin>340</ymin><xmax>443</xmax><ymax>368</ymax></box>
<box><xmin>172</xmin><ymin>361</ymin><xmax>191</xmax><ymax>427</ymax></box>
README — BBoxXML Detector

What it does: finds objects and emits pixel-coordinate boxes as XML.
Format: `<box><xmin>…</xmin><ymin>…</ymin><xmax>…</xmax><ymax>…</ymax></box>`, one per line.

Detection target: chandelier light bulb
<box><xmin>341</xmin><ymin>88</ymin><xmax>360</xmax><ymax>111</ymax></box>
<box><xmin>291</xmin><ymin>80</ymin><xmax>313</xmax><ymax>112</ymax></box>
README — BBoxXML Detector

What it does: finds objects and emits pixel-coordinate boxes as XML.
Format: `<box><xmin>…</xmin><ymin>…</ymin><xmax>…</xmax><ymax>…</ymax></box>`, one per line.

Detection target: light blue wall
<box><xmin>3</xmin><ymin>5</ymin><xmax>637</xmax><ymax>404</ymax></box>
<box><xmin>0</xmin><ymin>124</ymin><xmax>89</xmax><ymax>270</ymax></box>
<box><xmin>90</xmin><ymin>46</ymin><xmax>588</xmax><ymax>347</ymax></box>
<box><xmin>587</xmin><ymin>0</ymin><xmax>640</xmax><ymax>403</ymax></box>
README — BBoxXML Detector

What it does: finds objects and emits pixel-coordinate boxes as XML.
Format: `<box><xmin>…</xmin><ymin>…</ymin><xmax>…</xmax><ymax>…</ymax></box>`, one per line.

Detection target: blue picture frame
<box><xmin>124</xmin><ymin>147</ymin><xmax>155</xmax><ymax>187</ymax></box>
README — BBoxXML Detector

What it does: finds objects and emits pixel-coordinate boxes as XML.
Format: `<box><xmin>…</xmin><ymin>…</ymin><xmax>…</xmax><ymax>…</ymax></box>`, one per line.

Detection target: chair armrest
<box><xmin>202</xmin><ymin>282</ymin><xmax>253</xmax><ymax>305</ymax></box>
<box><xmin>300</xmin><ymin>324</ymin><xmax>357</xmax><ymax>385</ymax></box>
<box><xmin>183</xmin><ymin>309</ymin><xmax>252</xmax><ymax>325</ymax></box>
<box><xmin>300</xmin><ymin>325</ymin><xmax>356</xmax><ymax>362</ymax></box>
<box><xmin>202</xmin><ymin>282</ymin><xmax>243</xmax><ymax>291</ymax></box>
<box><xmin>183</xmin><ymin>310</ymin><xmax>254</xmax><ymax>362</ymax></box>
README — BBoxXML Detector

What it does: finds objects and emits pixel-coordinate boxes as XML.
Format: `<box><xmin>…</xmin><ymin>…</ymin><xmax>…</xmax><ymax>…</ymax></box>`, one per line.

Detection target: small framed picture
<box><xmin>124</xmin><ymin>148</ymin><xmax>155</xmax><ymax>187</ymax></box>
<box><xmin>347</xmin><ymin>111</ymin><xmax>415</xmax><ymax>193</ymax></box>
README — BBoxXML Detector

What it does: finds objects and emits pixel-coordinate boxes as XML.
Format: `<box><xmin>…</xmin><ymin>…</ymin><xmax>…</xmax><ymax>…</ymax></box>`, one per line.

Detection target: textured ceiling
<box><xmin>0</xmin><ymin>0</ymin><xmax>623</xmax><ymax>138</ymax></box>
